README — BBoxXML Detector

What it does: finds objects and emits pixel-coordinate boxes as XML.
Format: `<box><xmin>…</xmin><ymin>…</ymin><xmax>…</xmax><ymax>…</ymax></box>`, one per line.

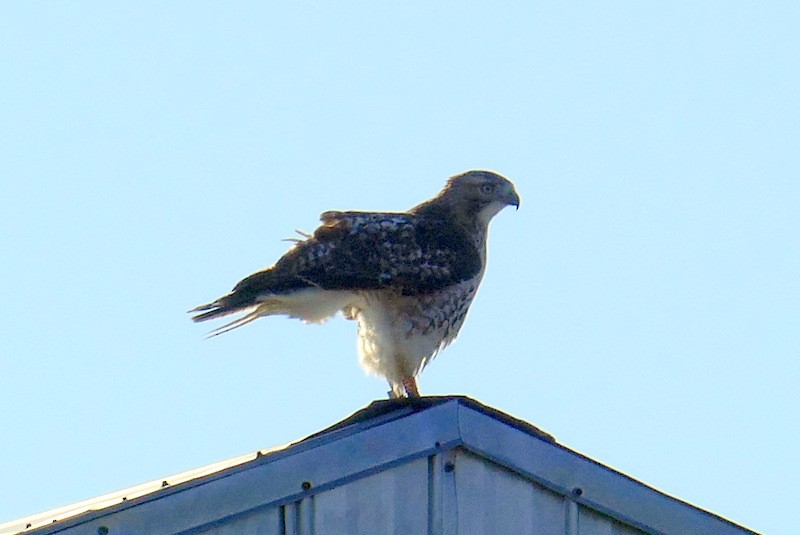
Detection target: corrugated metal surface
<box><xmin>0</xmin><ymin>448</ymin><xmax>288</xmax><ymax>535</ymax></box>
<box><xmin>187</xmin><ymin>452</ymin><xmax>649</xmax><ymax>535</ymax></box>
<box><xmin>455</xmin><ymin>450</ymin><xmax>576</xmax><ymax>535</ymax></box>
<box><xmin>2</xmin><ymin>397</ymin><xmax>758</xmax><ymax>535</ymax></box>
<box><xmin>313</xmin><ymin>457</ymin><xmax>429</xmax><ymax>534</ymax></box>
<box><xmin>578</xmin><ymin>507</ymin><xmax>649</xmax><ymax>535</ymax></box>
<box><xmin>195</xmin><ymin>507</ymin><xmax>282</xmax><ymax>535</ymax></box>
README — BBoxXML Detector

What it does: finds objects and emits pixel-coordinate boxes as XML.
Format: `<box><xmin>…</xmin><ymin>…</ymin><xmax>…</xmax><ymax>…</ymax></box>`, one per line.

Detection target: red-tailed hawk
<box><xmin>191</xmin><ymin>170</ymin><xmax>520</xmax><ymax>397</ymax></box>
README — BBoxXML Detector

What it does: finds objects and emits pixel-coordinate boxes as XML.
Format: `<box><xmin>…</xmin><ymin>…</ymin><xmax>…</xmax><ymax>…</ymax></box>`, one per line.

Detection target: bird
<box><xmin>190</xmin><ymin>170</ymin><xmax>520</xmax><ymax>398</ymax></box>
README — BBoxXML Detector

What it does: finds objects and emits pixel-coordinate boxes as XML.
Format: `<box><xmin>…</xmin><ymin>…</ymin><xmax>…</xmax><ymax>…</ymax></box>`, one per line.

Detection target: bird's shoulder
<box><xmin>233</xmin><ymin>209</ymin><xmax>482</xmax><ymax>296</ymax></box>
<box><xmin>306</xmin><ymin>209</ymin><xmax>481</xmax><ymax>292</ymax></box>
<box><xmin>314</xmin><ymin>210</ymin><xmax>471</xmax><ymax>249</ymax></box>
<box><xmin>318</xmin><ymin>210</ymin><xmax>414</xmax><ymax>231</ymax></box>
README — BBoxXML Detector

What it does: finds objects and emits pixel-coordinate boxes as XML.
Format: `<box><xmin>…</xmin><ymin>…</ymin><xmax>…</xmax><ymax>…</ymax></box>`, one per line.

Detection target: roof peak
<box><xmin>306</xmin><ymin>395</ymin><xmax>555</xmax><ymax>444</ymax></box>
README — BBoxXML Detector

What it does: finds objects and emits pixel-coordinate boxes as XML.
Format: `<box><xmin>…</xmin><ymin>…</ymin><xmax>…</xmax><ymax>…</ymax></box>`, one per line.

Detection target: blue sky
<box><xmin>1</xmin><ymin>3</ymin><xmax>797</xmax><ymax>534</ymax></box>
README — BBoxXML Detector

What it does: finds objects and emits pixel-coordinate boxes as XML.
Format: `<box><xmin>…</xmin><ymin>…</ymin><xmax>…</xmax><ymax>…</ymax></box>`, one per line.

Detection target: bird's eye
<box><xmin>480</xmin><ymin>184</ymin><xmax>495</xmax><ymax>195</ymax></box>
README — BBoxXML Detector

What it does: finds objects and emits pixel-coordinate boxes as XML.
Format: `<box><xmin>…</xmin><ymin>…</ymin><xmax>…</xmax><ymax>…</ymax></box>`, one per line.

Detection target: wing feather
<box><xmin>191</xmin><ymin>211</ymin><xmax>482</xmax><ymax>323</ymax></box>
<box><xmin>240</xmin><ymin>211</ymin><xmax>480</xmax><ymax>297</ymax></box>
<box><xmin>298</xmin><ymin>211</ymin><xmax>481</xmax><ymax>294</ymax></box>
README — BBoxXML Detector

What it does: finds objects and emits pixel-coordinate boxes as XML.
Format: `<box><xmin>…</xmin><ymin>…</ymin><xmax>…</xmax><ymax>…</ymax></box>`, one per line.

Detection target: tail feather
<box><xmin>190</xmin><ymin>266</ymin><xmax>290</xmax><ymax>324</ymax></box>
<box><xmin>190</xmin><ymin>286</ymin><xmax>353</xmax><ymax>336</ymax></box>
<box><xmin>204</xmin><ymin>304</ymin><xmax>269</xmax><ymax>337</ymax></box>
<box><xmin>190</xmin><ymin>305</ymin><xmax>247</xmax><ymax>323</ymax></box>
<box><xmin>190</xmin><ymin>291</ymin><xmax>284</xmax><ymax>336</ymax></box>
<box><xmin>189</xmin><ymin>294</ymin><xmax>248</xmax><ymax>323</ymax></box>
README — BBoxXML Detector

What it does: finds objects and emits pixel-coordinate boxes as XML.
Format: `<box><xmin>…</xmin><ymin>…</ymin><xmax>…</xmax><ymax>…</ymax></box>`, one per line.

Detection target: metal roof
<box><xmin>1</xmin><ymin>396</ymin><xmax>758</xmax><ymax>535</ymax></box>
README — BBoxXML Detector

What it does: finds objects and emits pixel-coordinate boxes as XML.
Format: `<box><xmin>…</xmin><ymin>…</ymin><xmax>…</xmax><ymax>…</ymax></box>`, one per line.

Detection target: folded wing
<box><xmin>190</xmin><ymin>211</ymin><xmax>482</xmax><ymax>324</ymax></box>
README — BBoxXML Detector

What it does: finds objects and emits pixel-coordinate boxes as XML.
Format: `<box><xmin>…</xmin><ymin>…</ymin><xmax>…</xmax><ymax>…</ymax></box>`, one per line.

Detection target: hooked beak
<box><xmin>506</xmin><ymin>188</ymin><xmax>520</xmax><ymax>210</ymax></box>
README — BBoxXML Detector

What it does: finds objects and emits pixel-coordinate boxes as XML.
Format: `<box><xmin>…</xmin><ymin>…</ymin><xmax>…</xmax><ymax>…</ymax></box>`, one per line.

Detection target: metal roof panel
<box><xmin>1</xmin><ymin>397</ymin><xmax>758</xmax><ymax>535</ymax></box>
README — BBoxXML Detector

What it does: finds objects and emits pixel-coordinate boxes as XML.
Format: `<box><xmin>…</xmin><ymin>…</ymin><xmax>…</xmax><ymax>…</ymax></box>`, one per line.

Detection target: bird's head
<box><xmin>440</xmin><ymin>170</ymin><xmax>520</xmax><ymax>226</ymax></box>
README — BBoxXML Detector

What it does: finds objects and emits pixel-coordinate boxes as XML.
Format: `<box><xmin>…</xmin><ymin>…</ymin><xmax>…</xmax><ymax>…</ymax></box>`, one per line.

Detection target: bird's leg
<box><xmin>386</xmin><ymin>377</ymin><xmax>420</xmax><ymax>398</ymax></box>
<box><xmin>388</xmin><ymin>382</ymin><xmax>405</xmax><ymax>398</ymax></box>
<box><xmin>402</xmin><ymin>377</ymin><xmax>421</xmax><ymax>398</ymax></box>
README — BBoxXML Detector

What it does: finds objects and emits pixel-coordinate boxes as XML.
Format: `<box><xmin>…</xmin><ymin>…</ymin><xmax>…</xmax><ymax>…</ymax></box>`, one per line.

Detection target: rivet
<box><xmin>572</xmin><ymin>487</ymin><xmax>583</xmax><ymax>496</ymax></box>
<box><xmin>301</xmin><ymin>481</ymin><xmax>312</xmax><ymax>491</ymax></box>
<box><xmin>98</xmin><ymin>527</ymin><xmax>109</xmax><ymax>535</ymax></box>
<box><xmin>444</xmin><ymin>462</ymin><xmax>455</xmax><ymax>473</ymax></box>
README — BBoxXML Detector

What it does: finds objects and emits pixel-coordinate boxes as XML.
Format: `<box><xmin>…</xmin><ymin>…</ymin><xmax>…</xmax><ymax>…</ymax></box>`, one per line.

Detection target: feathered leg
<box><xmin>387</xmin><ymin>377</ymin><xmax>420</xmax><ymax>398</ymax></box>
<box><xmin>388</xmin><ymin>382</ymin><xmax>405</xmax><ymax>398</ymax></box>
<box><xmin>402</xmin><ymin>377</ymin><xmax>420</xmax><ymax>397</ymax></box>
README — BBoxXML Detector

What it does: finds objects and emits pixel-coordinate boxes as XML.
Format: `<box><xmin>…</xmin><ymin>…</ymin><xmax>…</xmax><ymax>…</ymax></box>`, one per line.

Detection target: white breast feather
<box><xmin>353</xmin><ymin>277</ymin><xmax>482</xmax><ymax>387</ymax></box>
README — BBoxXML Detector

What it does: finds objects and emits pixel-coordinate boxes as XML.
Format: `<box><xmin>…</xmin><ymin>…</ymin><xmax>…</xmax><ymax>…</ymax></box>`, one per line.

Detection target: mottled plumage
<box><xmin>191</xmin><ymin>170</ymin><xmax>520</xmax><ymax>397</ymax></box>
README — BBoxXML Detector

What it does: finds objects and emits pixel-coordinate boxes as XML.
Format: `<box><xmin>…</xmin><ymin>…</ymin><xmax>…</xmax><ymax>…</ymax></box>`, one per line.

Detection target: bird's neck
<box><xmin>411</xmin><ymin>199</ymin><xmax>490</xmax><ymax>258</ymax></box>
